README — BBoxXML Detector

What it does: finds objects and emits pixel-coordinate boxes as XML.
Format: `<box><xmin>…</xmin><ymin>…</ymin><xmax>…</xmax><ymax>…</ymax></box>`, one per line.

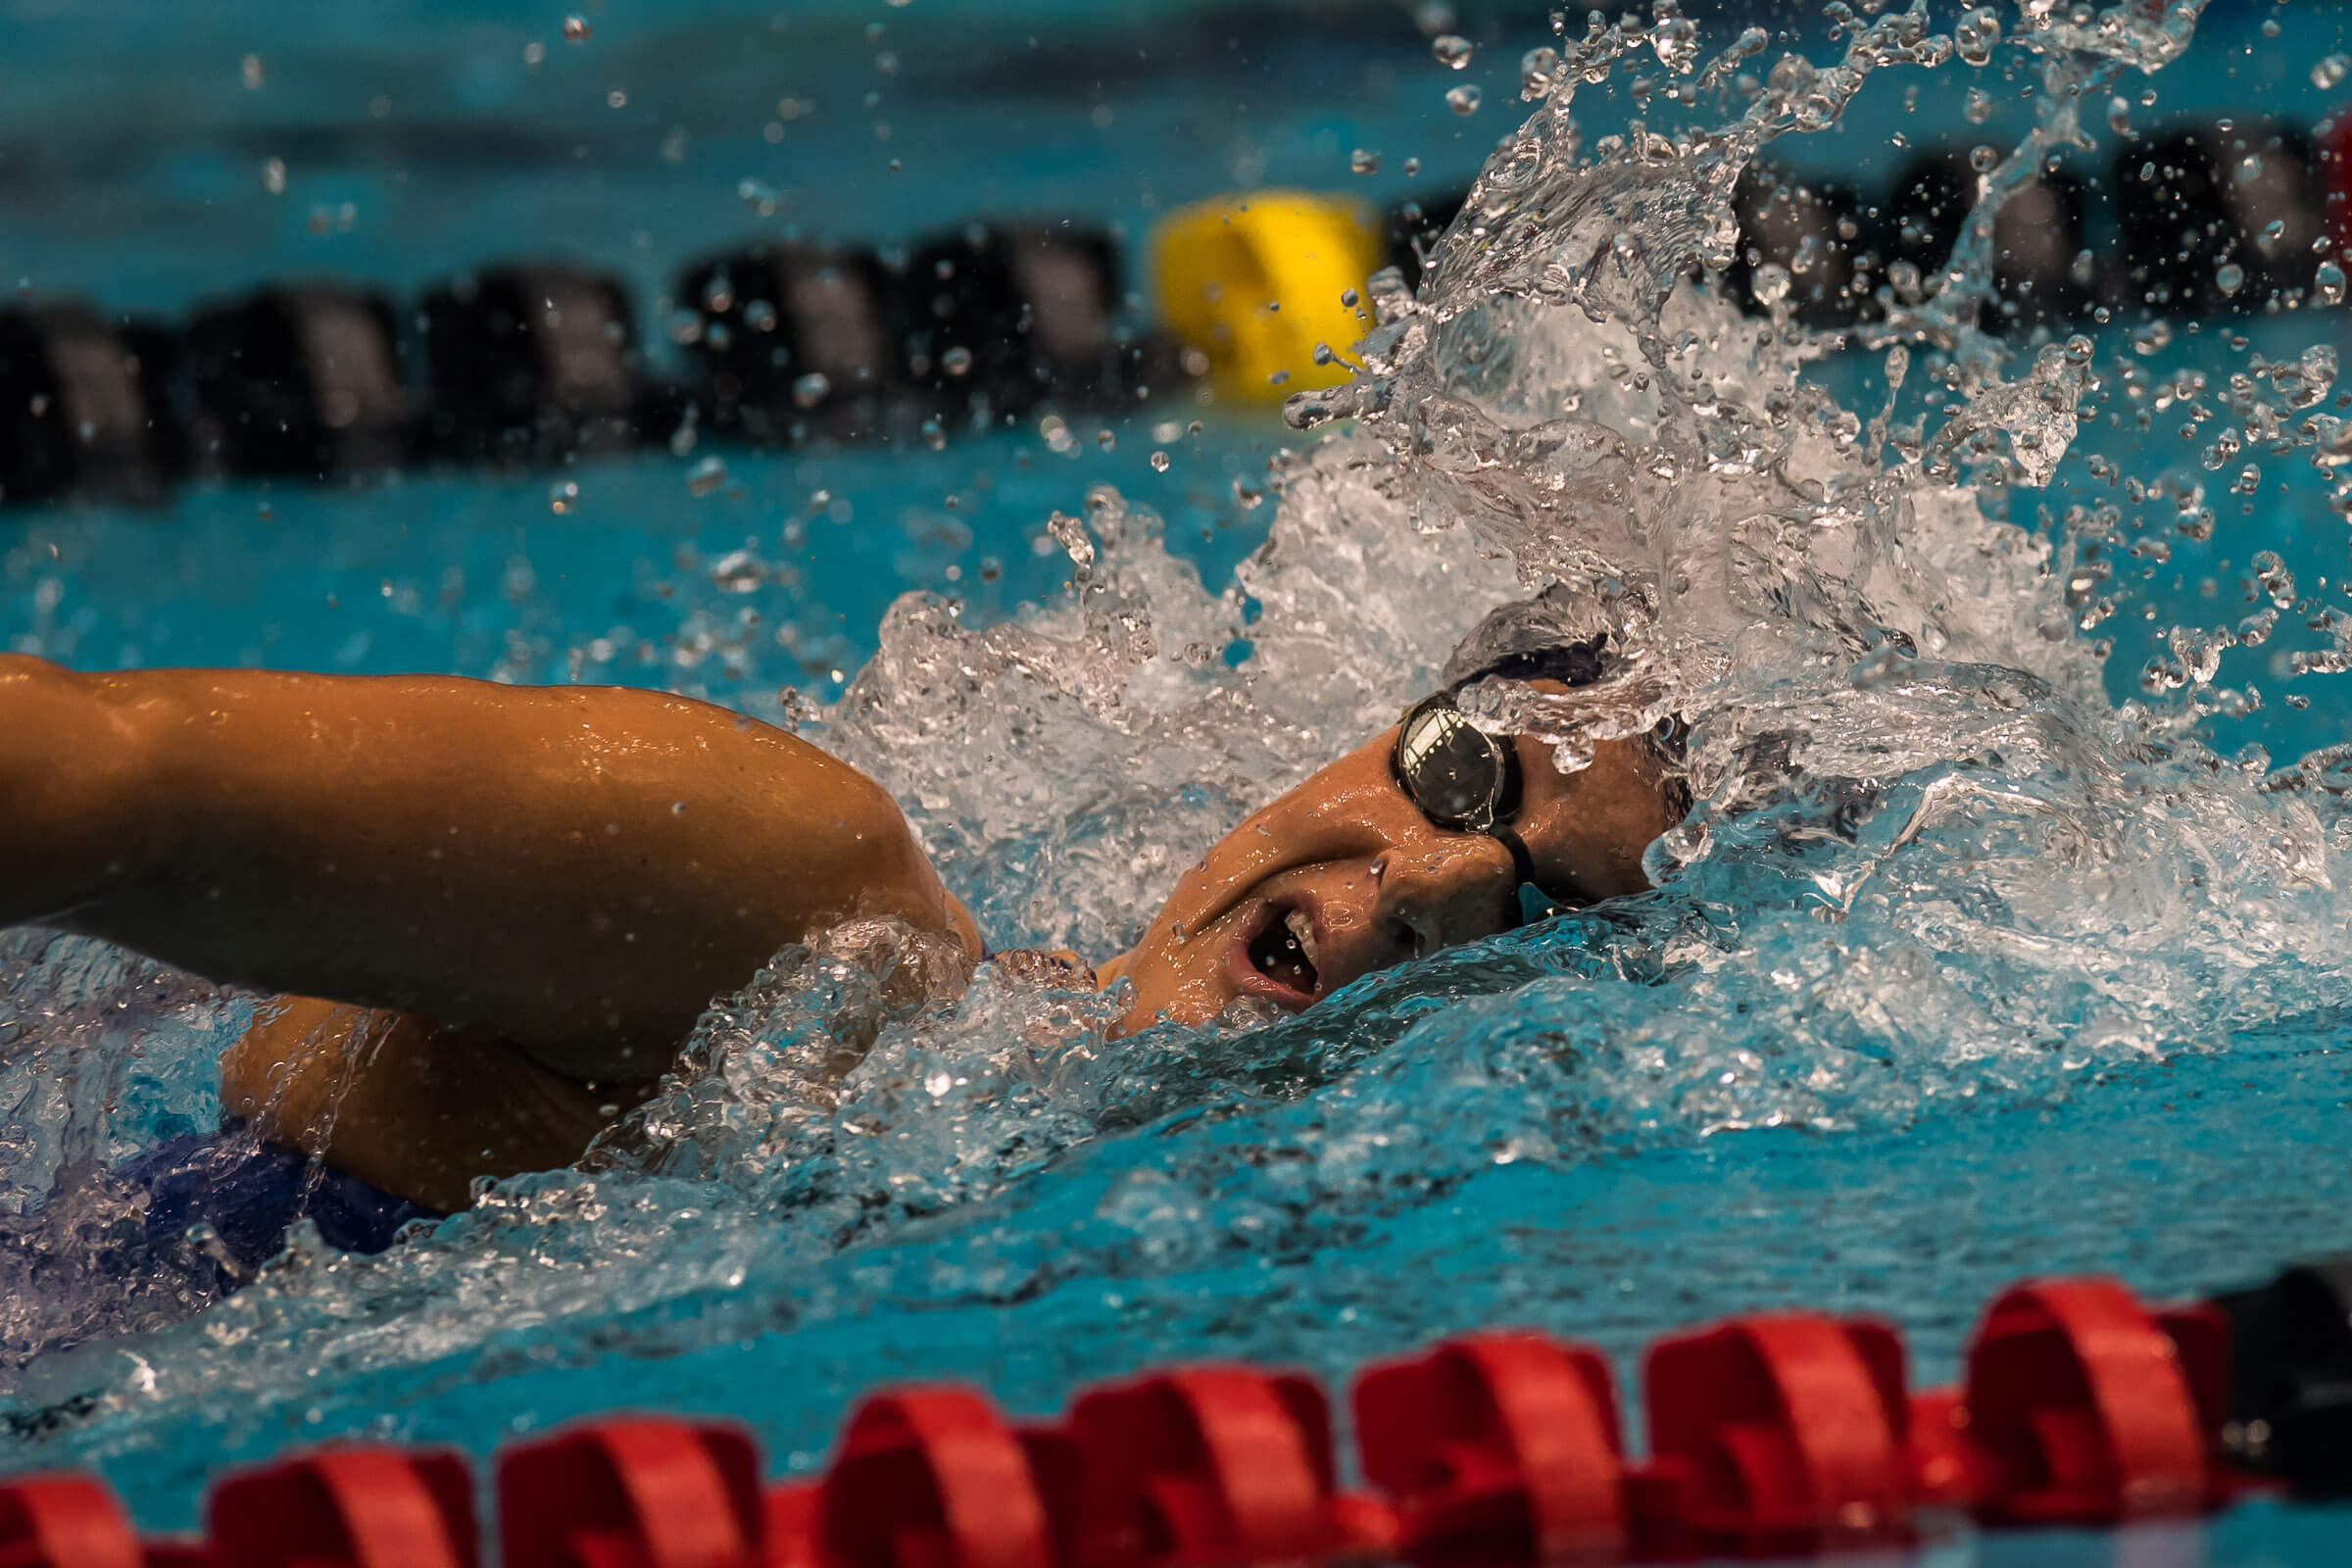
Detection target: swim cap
<box><xmin>1440</xmin><ymin>585</ymin><xmax>1615</xmax><ymax>693</ymax></box>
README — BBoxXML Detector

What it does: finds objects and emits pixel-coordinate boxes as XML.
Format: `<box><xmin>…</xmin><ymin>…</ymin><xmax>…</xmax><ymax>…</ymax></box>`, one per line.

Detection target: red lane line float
<box><xmin>207</xmin><ymin>1446</ymin><xmax>476</xmax><ymax>1568</ymax></box>
<box><xmin>24</xmin><ymin>1261</ymin><xmax>2352</xmax><ymax>1568</ymax></box>
<box><xmin>1049</xmin><ymin>1365</ymin><xmax>1395</xmax><ymax>1568</ymax></box>
<box><xmin>1352</xmin><ymin>1331</ymin><xmax>1631</xmax><ymax>1564</ymax></box>
<box><xmin>767</xmin><ymin>1388</ymin><xmax>1059</xmax><ymax>1568</ymax></box>
<box><xmin>1957</xmin><ymin>1278</ymin><xmax>2226</xmax><ymax>1525</ymax></box>
<box><xmin>0</xmin><ymin>1475</ymin><xmax>151</xmax><ymax>1568</ymax></box>
<box><xmin>498</xmin><ymin>1418</ymin><xmax>762</xmax><ymax>1568</ymax></box>
<box><xmin>1642</xmin><ymin>1313</ymin><xmax>1918</xmax><ymax>1557</ymax></box>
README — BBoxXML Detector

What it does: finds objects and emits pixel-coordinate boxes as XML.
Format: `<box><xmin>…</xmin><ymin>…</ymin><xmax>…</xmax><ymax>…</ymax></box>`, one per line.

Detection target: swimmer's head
<box><xmin>1099</xmin><ymin>610</ymin><xmax>1686</xmax><ymax>1034</ymax></box>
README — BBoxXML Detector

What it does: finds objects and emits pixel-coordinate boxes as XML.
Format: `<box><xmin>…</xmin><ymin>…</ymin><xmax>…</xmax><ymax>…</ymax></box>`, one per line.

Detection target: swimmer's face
<box><xmin>1101</xmin><ymin>701</ymin><xmax>1680</xmax><ymax>1034</ymax></box>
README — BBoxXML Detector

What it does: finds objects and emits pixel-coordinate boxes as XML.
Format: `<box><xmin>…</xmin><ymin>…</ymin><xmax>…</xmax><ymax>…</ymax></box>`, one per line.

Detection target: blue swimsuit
<box><xmin>115</xmin><ymin>1129</ymin><xmax>440</xmax><ymax>1283</ymax></box>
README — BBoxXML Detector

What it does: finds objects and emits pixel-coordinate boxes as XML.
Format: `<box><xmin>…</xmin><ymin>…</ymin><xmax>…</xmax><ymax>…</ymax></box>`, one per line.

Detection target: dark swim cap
<box><xmin>1439</xmin><ymin>585</ymin><xmax>1616</xmax><ymax>693</ymax></box>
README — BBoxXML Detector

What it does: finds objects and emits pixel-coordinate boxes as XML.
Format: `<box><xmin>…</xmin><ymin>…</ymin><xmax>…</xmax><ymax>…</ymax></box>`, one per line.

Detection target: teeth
<box><xmin>1285</xmin><ymin>908</ymin><xmax>1319</xmax><ymax>971</ymax></box>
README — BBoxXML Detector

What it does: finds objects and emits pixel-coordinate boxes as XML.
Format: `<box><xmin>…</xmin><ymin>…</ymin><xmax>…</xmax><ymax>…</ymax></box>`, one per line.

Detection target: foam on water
<box><xmin>10</xmin><ymin>0</ymin><xmax>2352</xmax><ymax>1531</ymax></box>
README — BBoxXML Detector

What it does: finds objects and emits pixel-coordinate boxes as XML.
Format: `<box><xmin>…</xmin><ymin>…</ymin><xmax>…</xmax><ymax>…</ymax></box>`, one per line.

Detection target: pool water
<box><xmin>6</xmin><ymin>1</ymin><xmax>2352</xmax><ymax>1562</ymax></box>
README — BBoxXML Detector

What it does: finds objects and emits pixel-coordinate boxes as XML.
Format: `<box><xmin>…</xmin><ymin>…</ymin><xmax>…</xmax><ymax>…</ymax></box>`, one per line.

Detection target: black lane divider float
<box><xmin>2</xmin><ymin>113</ymin><xmax>2348</xmax><ymax>509</ymax></box>
<box><xmin>0</xmin><ymin>1256</ymin><xmax>2347</xmax><ymax>1565</ymax></box>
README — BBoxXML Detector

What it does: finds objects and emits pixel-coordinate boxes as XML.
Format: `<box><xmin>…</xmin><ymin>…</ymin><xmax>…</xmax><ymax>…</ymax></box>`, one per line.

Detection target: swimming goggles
<box><xmin>1391</xmin><ymin>691</ymin><xmax>1574</xmax><ymax>921</ymax></box>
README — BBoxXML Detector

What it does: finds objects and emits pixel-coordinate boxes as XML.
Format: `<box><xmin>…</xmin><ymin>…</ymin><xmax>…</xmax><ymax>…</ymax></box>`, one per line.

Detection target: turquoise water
<box><xmin>6</xmin><ymin>2</ymin><xmax>2352</xmax><ymax>1563</ymax></box>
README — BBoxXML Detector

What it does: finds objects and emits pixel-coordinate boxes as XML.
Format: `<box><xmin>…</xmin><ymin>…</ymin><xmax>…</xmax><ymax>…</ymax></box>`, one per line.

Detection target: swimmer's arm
<box><xmin>0</xmin><ymin>655</ymin><xmax>973</xmax><ymax>1081</ymax></box>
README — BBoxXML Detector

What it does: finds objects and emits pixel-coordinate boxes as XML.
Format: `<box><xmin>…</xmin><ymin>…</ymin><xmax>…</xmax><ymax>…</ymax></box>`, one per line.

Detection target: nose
<box><xmin>1373</xmin><ymin>831</ymin><xmax>1519</xmax><ymax>957</ymax></box>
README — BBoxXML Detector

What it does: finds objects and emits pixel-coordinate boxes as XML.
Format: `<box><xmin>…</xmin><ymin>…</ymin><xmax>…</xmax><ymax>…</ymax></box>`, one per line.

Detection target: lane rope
<box><xmin>3</xmin><ymin>112</ymin><xmax>2341</xmax><ymax>507</ymax></box>
<box><xmin>1</xmin><ymin>1256</ymin><xmax>2346</xmax><ymax>1564</ymax></box>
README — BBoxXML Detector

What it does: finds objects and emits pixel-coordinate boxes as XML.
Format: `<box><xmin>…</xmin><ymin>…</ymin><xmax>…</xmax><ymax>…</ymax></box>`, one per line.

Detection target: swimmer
<box><xmin>0</xmin><ymin>601</ymin><xmax>1682</xmax><ymax>1259</ymax></box>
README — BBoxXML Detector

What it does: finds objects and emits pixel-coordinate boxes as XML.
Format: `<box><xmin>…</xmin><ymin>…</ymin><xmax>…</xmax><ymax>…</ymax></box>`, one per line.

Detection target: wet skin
<box><xmin>1099</xmin><ymin>701</ymin><xmax>1679</xmax><ymax>1032</ymax></box>
<box><xmin>0</xmin><ymin>657</ymin><xmax>1676</xmax><ymax>1209</ymax></box>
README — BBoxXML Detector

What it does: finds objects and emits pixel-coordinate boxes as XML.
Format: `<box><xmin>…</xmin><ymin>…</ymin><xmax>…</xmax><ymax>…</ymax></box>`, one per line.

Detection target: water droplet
<box><xmin>2315</xmin><ymin>53</ymin><xmax>2350</xmax><ymax>89</ymax></box>
<box><xmin>1431</xmin><ymin>33</ymin><xmax>1473</xmax><ymax>69</ymax></box>
<box><xmin>941</xmin><ymin>345</ymin><xmax>973</xmax><ymax>376</ymax></box>
<box><xmin>2318</xmin><ymin>261</ymin><xmax>2346</xmax><ymax>308</ymax></box>
<box><xmin>710</xmin><ymin>550</ymin><xmax>763</xmax><ymax>591</ymax></box>
<box><xmin>1954</xmin><ymin>7</ymin><xmax>2001</xmax><ymax>66</ymax></box>
<box><xmin>1350</xmin><ymin>148</ymin><xmax>1381</xmax><ymax>174</ymax></box>
<box><xmin>791</xmin><ymin>371</ymin><xmax>831</xmax><ymax>409</ymax></box>
<box><xmin>1445</xmin><ymin>83</ymin><xmax>1483</xmax><ymax>116</ymax></box>
<box><xmin>1151</xmin><ymin>450</ymin><xmax>1171</xmax><ymax>472</ymax></box>
<box><xmin>563</xmin><ymin>14</ymin><xmax>592</xmax><ymax>41</ymax></box>
<box><xmin>1520</xmin><ymin>46</ymin><xmax>1558</xmax><ymax>99</ymax></box>
<box><xmin>686</xmin><ymin>456</ymin><xmax>728</xmax><ymax>497</ymax></box>
<box><xmin>549</xmin><ymin>480</ymin><xmax>579</xmax><ymax>515</ymax></box>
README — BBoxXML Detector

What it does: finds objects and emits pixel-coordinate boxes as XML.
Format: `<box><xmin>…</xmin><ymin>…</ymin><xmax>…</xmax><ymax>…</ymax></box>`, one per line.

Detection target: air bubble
<box><xmin>1446</xmin><ymin>84</ymin><xmax>1483</xmax><ymax>116</ymax></box>
<box><xmin>548</xmin><ymin>480</ymin><xmax>579</xmax><ymax>514</ymax></box>
<box><xmin>1350</xmin><ymin>148</ymin><xmax>1381</xmax><ymax>174</ymax></box>
<box><xmin>941</xmin><ymin>345</ymin><xmax>974</xmax><ymax>376</ymax></box>
<box><xmin>2314</xmin><ymin>53</ymin><xmax>2349</xmax><ymax>89</ymax></box>
<box><xmin>564</xmin><ymin>14</ymin><xmax>591</xmax><ymax>41</ymax></box>
<box><xmin>1151</xmin><ymin>450</ymin><xmax>1171</xmax><ymax>472</ymax></box>
<box><xmin>2215</xmin><ymin>262</ymin><xmax>2245</xmax><ymax>297</ymax></box>
<box><xmin>2317</xmin><ymin>260</ymin><xmax>2346</xmax><ymax>308</ymax></box>
<box><xmin>1432</xmin><ymin>33</ymin><xmax>1473</xmax><ymax>69</ymax></box>
<box><xmin>921</xmin><ymin>417</ymin><xmax>947</xmax><ymax>451</ymax></box>
<box><xmin>792</xmin><ymin>371</ymin><xmax>831</xmax><ymax>409</ymax></box>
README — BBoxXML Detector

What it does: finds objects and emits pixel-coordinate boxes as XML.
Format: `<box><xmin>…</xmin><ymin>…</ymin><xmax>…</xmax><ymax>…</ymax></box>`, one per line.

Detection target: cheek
<box><xmin>1317</xmin><ymin>874</ymin><xmax>1382</xmax><ymax>934</ymax></box>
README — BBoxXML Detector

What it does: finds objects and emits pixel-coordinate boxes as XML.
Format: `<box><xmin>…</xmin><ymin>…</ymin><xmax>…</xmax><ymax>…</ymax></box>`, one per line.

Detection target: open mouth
<box><xmin>1231</xmin><ymin>902</ymin><xmax>1323</xmax><ymax>1008</ymax></box>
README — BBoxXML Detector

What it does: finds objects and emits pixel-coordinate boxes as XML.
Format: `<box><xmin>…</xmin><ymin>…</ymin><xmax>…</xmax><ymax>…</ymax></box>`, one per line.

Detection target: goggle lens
<box><xmin>1396</xmin><ymin>698</ymin><xmax>1513</xmax><ymax>831</ymax></box>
